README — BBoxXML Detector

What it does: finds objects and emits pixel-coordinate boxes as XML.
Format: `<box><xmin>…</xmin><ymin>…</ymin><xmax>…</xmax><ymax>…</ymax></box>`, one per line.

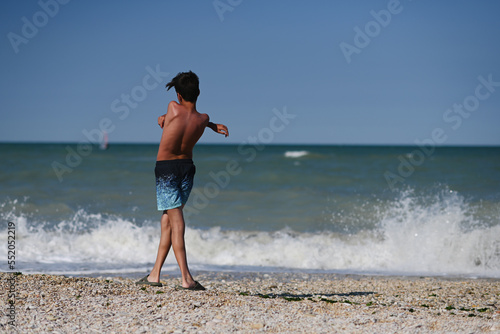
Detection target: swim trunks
<box><xmin>155</xmin><ymin>159</ymin><xmax>195</xmax><ymax>211</ymax></box>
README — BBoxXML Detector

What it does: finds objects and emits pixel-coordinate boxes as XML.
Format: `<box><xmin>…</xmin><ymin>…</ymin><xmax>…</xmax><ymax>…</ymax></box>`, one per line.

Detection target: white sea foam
<box><xmin>1</xmin><ymin>190</ymin><xmax>499</xmax><ymax>277</ymax></box>
<box><xmin>284</xmin><ymin>150</ymin><xmax>309</xmax><ymax>158</ymax></box>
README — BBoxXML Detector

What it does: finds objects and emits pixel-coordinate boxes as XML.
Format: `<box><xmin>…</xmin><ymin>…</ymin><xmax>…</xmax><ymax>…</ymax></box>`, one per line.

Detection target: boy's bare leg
<box><xmin>167</xmin><ymin>206</ymin><xmax>196</xmax><ymax>288</ymax></box>
<box><xmin>148</xmin><ymin>211</ymin><xmax>172</xmax><ymax>283</ymax></box>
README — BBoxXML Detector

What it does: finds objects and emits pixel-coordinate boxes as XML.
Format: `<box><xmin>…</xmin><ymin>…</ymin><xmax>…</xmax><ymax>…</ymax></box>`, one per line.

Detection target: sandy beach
<box><xmin>1</xmin><ymin>272</ymin><xmax>499</xmax><ymax>333</ymax></box>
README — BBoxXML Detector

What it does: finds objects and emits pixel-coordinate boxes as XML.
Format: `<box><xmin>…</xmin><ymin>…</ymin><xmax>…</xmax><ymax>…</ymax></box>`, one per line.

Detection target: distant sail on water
<box><xmin>99</xmin><ymin>131</ymin><xmax>108</xmax><ymax>150</ymax></box>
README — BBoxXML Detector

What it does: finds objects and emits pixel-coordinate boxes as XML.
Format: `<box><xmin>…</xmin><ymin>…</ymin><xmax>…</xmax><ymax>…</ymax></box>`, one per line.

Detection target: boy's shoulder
<box><xmin>167</xmin><ymin>100</ymin><xmax>209</xmax><ymax>121</ymax></box>
<box><xmin>167</xmin><ymin>100</ymin><xmax>181</xmax><ymax>111</ymax></box>
<box><xmin>166</xmin><ymin>101</ymin><xmax>185</xmax><ymax>118</ymax></box>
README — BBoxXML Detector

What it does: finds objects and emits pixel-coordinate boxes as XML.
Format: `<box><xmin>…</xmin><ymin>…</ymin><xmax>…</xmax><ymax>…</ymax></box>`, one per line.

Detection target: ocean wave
<box><xmin>284</xmin><ymin>150</ymin><xmax>309</xmax><ymax>158</ymax></box>
<box><xmin>1</xmin><ymin>189</ymin><xmax>499</xmax><ymax>277</ymax></box>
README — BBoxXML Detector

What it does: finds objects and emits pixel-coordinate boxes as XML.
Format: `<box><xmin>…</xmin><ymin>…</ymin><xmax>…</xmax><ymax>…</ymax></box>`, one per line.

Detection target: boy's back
<box><xmin>156</xmin><ymin>100</ymin><xmax>209</xmax><ymax>161</ymax></box>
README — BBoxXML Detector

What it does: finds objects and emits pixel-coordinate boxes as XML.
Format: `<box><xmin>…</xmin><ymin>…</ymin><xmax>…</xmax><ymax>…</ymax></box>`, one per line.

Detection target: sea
<box><xmin>1</xmin><ymin>143</ymin><xmax>499</xmax><ymax>278</ymax></box>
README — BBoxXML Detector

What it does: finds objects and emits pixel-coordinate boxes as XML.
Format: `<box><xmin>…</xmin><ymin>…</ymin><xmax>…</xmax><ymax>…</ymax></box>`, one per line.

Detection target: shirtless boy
<box><xmin>136</xmin><ymin>71</ymin><xmax>228</xmax><ymax>290</ymax></box>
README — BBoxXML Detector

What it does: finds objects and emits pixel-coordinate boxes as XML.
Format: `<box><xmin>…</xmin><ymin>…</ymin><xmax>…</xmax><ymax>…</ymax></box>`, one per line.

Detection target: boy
<box><xmin>136</xmin><ymin>71</ymin><xmax>228</xmax><ymax>290</ymax></box>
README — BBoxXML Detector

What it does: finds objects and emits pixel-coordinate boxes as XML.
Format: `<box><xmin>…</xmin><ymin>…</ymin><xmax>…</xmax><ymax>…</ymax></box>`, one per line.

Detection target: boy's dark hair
<box><xmin>166</xmin><ymin>71</ymin><xmax>200</xmax><ymax>103</ymax></box>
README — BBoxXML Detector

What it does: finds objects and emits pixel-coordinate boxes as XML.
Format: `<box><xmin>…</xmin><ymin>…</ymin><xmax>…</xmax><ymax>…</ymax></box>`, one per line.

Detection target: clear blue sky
<box><xmin>1</xmin><ymin>0</ymin><xmax>499</xmax><ymax>145</ymax></box>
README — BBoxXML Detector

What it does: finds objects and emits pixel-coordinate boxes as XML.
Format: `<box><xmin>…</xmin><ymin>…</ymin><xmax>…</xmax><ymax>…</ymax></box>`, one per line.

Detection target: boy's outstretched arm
<box><xmin>207</xmin><ymin>121</ymin><xmax>229</xmax><ymax>137</ymax></box>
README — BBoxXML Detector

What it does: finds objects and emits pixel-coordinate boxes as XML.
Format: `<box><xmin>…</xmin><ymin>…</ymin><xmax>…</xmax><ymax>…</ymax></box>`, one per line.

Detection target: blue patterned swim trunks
<box><xmin>155</xmin><ymin>159</ymin><xmax>195</xmax><ymax>211</ymax></box>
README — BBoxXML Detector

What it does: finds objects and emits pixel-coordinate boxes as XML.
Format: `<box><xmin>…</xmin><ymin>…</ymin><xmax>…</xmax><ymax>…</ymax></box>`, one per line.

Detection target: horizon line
<box><xmin>1</xmin><ymin>140</ymin><xmax>499</xmax><ymax>148</ymax></box>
